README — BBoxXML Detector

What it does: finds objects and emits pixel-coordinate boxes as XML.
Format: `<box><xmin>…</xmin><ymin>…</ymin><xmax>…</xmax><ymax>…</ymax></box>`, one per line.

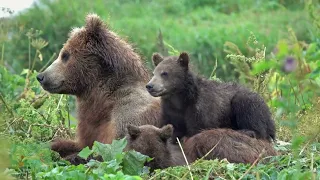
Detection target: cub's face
<box><xmin>146</xmin><ymin>52</ymin><xmax>190</xmax><ymax>97</ymax></box>
<box><xmin>126</xmin><ymin>124</ymin><xmax>173</xmax><ymax>157</ymax></box>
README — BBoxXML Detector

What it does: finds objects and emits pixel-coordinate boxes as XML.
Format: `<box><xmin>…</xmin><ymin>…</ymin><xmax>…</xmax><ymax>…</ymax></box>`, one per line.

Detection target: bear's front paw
<box><xmin>64</xmin><ymin>153</ymin><xmax>88</xmax><ymax>165</ymax></box>
<box><xmin>50</xmin><ymin>139</ymin><xmax>80</xmax><ymax>158</ymax></box>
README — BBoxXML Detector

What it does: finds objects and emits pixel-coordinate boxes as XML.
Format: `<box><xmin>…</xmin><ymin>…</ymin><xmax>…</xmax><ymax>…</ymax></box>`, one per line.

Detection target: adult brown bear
<box><xmin>37</xmin><ymin>14</ymin><xmax>161</xmax><ymax>158</ymax></box>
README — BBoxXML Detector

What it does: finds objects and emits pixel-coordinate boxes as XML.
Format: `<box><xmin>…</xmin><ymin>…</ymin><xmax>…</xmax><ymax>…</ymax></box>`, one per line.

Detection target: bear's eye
<box><xmin>161</xmin><ymin>72</ymin><xmax>168</xmax><ymax>77</ymax></box>
<box><xmin>61</xmin><ymin>51</ymin><xmax>70</xmax><ymax>62</ymax></box>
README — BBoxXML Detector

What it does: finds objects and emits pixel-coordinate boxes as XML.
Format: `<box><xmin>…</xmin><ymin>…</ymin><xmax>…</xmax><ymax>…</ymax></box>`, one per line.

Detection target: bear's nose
<box><xmin>146</xmin><ymin>84</ymin><xmax>153</xmax><ymax>91</ymax></box>
<box><xmin>36</xmin><ymin>73</ymin><xmax>45</xmax><ymax>83</ymax></box>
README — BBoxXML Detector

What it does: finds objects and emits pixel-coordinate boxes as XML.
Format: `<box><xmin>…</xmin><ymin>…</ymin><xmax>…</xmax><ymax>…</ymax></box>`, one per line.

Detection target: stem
<box><xmin>39</xmin><ymin>53</ymin><xmax>56</xmax><ymax>72</ymax></box>
<box><xmin>0</xmin><ymin>90</ymin><xmax>14</xmax><ymax>117</ymax></box>
<box><xmin>1</xmin><ymin>43</ymin><xmax>4</xmax><ymax>66</ymax></box>
<box><xmin>28</xmin><ymin>38</ymin><xmax>31</xmax><ymax>70</ymax></box>
<box><xmin>288</xmin><ymin>79</ymin><xmax>300</xmax><ymax>106</ymax></box>
<box><xmin>30</xmin><ymin>50</ymin><xmax>39</xmax><ymax>72</ymax></box>
<box><xmin>177</xmin><ymin>138</ymin><xmax>193</xmax><ymax>180</ymax></box>
<box><xmin>67</xmin><ymin>96</ymin><xmax>71</xmax><ymax>132</ymax></box>
<box><xmin>238</xmin><ymin>149</ymin><xmax>265</xmax><ymax>180</ymax></box>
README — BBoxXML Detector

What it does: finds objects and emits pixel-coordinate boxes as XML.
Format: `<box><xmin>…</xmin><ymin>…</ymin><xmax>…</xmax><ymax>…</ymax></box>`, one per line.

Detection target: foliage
<box><xmin>6</xmin><ymin>138</ymin><xmax>150</xmax><ymax>180</ymax></box>
<box><xmin>150</xmin><ymin>143</ymin><xmax>320</xmax><ymax>179</ymax></box>
<box><xmin>3</xmin><ymin>0</ymin><xmax>314</xmax><ymax>80</ymax></box>
<box><xmin>1</xmin><ymin>0</ymin><xmax>320</xmax><ymax>179</ymax></box>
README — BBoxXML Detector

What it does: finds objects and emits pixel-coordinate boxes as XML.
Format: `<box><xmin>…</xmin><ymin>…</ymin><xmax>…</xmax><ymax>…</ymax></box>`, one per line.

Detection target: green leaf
<box><xmin>276</xmin><ymin>40</ymin><xmax>289</xmax><ymax>58</ymax></box>
<box><xmin>20</xmin><ymin>69</ymin><xmax>29</xmax><ymax>75</ymax></box>
<box><xmin>78</xmin><ymin>146</ymin><xmax>92</xmax><ymax>159</ymax></box>
<box><xmin>251</xmin><ymin>60</ymin><xmax>277</xmax><ymax>75</ymax></box>
<box><xmin>291</xmin><ymin>136</ymin><xmax>306</xmax><ymax>151</ymax></box>
<box><xmin>92</xmin><ymin>138</ymin><xmax>127</xmax><ymax>162</ymax></box>
<box><xmin>122</xmin><ymin>150</ymin><xmax>151</xmax><ymax>176</ymax></box>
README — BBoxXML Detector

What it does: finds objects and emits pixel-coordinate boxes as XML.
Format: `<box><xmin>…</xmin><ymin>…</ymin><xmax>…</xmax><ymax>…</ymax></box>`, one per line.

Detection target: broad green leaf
<box><xmin>78</xmin><ymin>146</ymin><xmax>92</xmax><ymax>159</ymax></box>
<box><xmin>122</xmin><ymin>151</ymin><xmax>151</xmax><ymax>176</ymax></box>
<box><xmin>92</xmin><ymin>138</ymin><xmax>127</xmax><ymax>162</ymax></box>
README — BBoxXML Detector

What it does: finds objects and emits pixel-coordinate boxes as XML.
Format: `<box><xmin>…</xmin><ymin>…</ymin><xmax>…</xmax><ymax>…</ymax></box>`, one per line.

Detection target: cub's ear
<box><xmin>127</xmin><ymin>125</ymin><xmax>141</xmax><ymax>139</ymax></box>
<box><xmin>159</xmin><ymin>124</ymin><xmax>173</xmax><ymax>141</ymax></box>
<box><xmin>85</xmin><ymin>13</ymin><xmax>105</xmax><ymax>35</ymax></box>
<box><xmin>152</xmin><ymin>53</ymin><xmax>164</xmax><ymax>67</ymax></box>
<box><xmin>178</xmin><ymin>52</ymin><xmax>189</xmax><ymax>68</ymax></box>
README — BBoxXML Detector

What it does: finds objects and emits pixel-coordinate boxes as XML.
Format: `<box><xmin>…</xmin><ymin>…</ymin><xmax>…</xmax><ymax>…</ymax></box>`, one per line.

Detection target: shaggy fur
<box><xmin>184</xmin><ymin>128</ymin><xmax>278</xmax><ymax>164</ymax></box>
<box><xmin>37</xmin><ymin>14</ymin><xmax>161</xmax><ymax>159</ymax></box>
<box><xmin>125</xmin><ymin>124</ymin><xmax>185</xmax><ymax>170</ymax></box>
<box><xmin>146</xmin><ymin>52</ymin><xmax>276</xmax><ymax>143</ymax></box>
<box><xmin>126</xmin><ymin>125</ymin><xmax>277</xmax><ymax>169</ymax></box>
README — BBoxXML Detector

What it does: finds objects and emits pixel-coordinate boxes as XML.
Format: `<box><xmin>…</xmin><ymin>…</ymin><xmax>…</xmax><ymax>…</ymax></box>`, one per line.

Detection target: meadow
<box><xmin>0</xmin><ymin>0</ymin><xmax>320</xmax><ymax>179</ymax></box>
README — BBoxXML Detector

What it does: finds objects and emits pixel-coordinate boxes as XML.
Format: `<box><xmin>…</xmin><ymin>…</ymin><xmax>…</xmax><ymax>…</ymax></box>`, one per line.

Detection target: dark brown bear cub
<box><xmin>146</xmin><ymin>52</ymin><xmax>276</xmax><ymax>143</ymax></box>
<box><xmin>183</xmin><ymin>128</ymin><xmax>278</xmax><ymax>164</ymax></box>
<box><xmin>126</xmin><ymin>125</ymin><xmax>277</xmax><ymax>169</ymax></box>
<box><xmin>126</xmin><ymin>124</ymin><xmax>185</xmax><ymax>171</ymax></box>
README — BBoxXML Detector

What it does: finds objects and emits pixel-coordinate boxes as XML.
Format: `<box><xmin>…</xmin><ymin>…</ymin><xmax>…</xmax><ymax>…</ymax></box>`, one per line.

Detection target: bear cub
<box><xmin>146</xmin><ymin>52</ymin><xmax>276</xmax><ymax>142</ymax></box>
<box><xmin>183</xmin><ymin>128</ymin><xmax>278</xmax><ymax>164</ymax></box>
<box><xmin>126</xmin><ymin>125</ymin><xmax>277</xmax><ymax>169</ymax></box>
<box><xmin>125</xmin><ymin>124</ymin><xmax>185</xmax><ymax>170</ymax></box>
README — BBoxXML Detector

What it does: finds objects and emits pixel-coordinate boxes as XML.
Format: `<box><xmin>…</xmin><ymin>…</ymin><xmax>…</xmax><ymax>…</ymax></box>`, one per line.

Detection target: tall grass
<box><xmin>3</xmin><ymin>0</ymin><xmax>314</xmax><ymax>80</ymax></box>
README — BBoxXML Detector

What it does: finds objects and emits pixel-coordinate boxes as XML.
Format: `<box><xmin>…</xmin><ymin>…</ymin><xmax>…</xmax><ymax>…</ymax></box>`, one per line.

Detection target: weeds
<box><xmin>0</xmin><ymin>1</ymin><xmax>320</xmax><ymax>179</ymax></box>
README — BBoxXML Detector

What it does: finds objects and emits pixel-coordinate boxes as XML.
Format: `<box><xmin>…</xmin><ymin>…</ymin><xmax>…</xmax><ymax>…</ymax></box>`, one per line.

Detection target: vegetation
<box><xmin>0</xmin><ymin>0</ymin><xmax>320</xmax><ymax>179</ymax></box>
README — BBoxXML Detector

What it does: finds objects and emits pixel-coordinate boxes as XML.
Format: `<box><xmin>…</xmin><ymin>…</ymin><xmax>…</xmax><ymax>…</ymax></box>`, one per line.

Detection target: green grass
<box><xmin>1</xmin><ymin>0</ymin><xmax>320</xmax><ymax>179</ymax></box>
<box><xmin>3</xmin><ymin>0</ymin><xmax>314</xmax><ymax>80</ymax></box>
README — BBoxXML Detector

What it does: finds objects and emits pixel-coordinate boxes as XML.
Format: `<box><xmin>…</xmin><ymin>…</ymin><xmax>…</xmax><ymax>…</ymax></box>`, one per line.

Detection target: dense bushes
<box><xmin>2</xmin><ymin>0</ymin><xmax>314</xmax><ymax>79</ymax></box>
<box><xmin>1</xmin><ymin>0</ymin><xmax>320</xmax><ymax>179</ymax></box>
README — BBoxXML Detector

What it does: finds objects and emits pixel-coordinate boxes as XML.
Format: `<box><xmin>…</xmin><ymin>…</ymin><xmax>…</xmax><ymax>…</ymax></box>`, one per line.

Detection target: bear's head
<box><xmin>146</xmin><ymin>52</ymin><xmax>190</xmax><ymax>97</ymax></box>
<box><xmin>126</xmin><ymin>124</ymin><xmax>173</xmax><ymax>162</ymax></box>
<box><xmin>37</xmin><ymin>14</ymin><xmax>147</xmax><ymax>96</ymax></box>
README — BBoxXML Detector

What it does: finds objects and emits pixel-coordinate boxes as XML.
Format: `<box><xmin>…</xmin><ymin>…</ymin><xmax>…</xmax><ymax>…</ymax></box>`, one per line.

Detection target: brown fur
<box><xmin>146</xmin><ymin>52</ymin><xmax>276</xmax><ymax>143</ymax></box>
<box><xmin>125</xmin><ymin>124</ymin><xmax>185</xmax><ymax>170</ymax></box>
<box><xmin>37</xmin><ymin>14</ymin><xmax>161</xmax><ymax>159</ymax></box>
<box><xmin>126</xmin><ymin>125</ymin><xmax>277</xmax><ymax>170</ymax></box>
<box><xmin>184</xmin><ymin>128</ymin><xmax>278</xmax><ymax>164</ymax></box>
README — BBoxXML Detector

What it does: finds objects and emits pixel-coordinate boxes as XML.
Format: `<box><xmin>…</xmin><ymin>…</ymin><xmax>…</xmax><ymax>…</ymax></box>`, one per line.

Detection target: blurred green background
<box><xmin>1</xmin><ymin>0</ymin><xmax>320</xmax><ymax>179</ymax></box>
<box><xmin>1</xmin><ymin>0</ymin><xmax>315</xmax><ymax>80</ymax></box>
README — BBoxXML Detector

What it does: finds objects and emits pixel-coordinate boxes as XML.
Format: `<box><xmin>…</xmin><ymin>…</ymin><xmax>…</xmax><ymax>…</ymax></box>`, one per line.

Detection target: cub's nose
<box><xmin>146</xmin><ymin>84</ymin><xmax>154</xmax><ymax>91</ymax></box>
<box><xmin>36</xmin><ymin>73</ymin><xmax>45</xmax><ymax>83</ymax></box>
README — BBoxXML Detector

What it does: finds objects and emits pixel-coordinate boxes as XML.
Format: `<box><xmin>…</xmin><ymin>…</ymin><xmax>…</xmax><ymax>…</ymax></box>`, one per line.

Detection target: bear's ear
<box><xmin>159</xmin><ymin>124</ymin><xmax>173</xmax><ymax>141</ymax></box>
<box><xmin>152</xmin><ymin>53</ymin><xmax>164</xmax><ymax>67</ymax></box>
<box><xmin>85</xmin><ymin>13</ymin><xmax>105</xmax><ymax>35</ymax></box>
<box><xmin>178</xmin><ymin>52</ymin><xmax>189</xmax><ymax>68</ymax></box>
<box><xmin>127</xmin><ymin>125</ymin><xmax>141</xmax><ymax>139</ymax></box>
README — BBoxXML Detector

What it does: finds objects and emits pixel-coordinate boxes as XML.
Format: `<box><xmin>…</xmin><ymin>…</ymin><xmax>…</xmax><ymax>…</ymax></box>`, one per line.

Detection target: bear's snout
<box><xmin>36</xmin><ymin>73</ymin><xmax>45</xmax><ymax>84</ymax></box>
<box><xmin>146</xmin><ymin>84</ymin><xmax>154</xmax><ymax>91</ymax></box>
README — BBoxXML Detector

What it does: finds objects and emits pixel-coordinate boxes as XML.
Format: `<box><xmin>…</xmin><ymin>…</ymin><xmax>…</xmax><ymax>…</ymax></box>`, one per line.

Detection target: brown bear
<box><xmin>126</xmin><ymin>125</ymin><xmax>277</xmax><ymax>169</ymax></box>
<box><xmin>146</xmin><ymin>52</ymin><xmax>276</xmax><ymax>143</ymax></box>
<box><xmin>36</xmin><ymin>14</ymin><xmax>161</xmax><ymax>159</ymax></box>
<box><xmin>126</xmin><ymin>124</ymin><xmax>186</xmax><ymax>170</ymax></box>
<box><xmin>183</xmin><ymin>128</ymin><xmax>278</xmax><ymax>164</ymax></box>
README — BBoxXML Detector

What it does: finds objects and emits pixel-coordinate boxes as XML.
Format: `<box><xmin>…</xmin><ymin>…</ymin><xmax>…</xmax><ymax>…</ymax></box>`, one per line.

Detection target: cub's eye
<box><xmin>61</xmin><ymin>51</ymin><xmax>70</xmax><ymax>62</ymax></box>
<box><xmin>161</xmin><ymin>72</ymin><xmax>168</xmax><ymax>77</ymax></box>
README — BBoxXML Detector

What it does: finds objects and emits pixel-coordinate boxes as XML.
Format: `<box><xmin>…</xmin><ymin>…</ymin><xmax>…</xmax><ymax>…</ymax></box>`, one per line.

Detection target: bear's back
<box><xmin>184</xmin><ymin>78</ymin><xmax>241</xmax><ymax>135</ymax></box>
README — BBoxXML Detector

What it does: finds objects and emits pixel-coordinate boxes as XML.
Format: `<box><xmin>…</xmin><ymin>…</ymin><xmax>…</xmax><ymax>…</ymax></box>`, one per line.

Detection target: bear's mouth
<box><xmin>42</xmin><ymin>82</ymin><xmax>64</xmax><ymax>93</ymax></box>
<box><xmin>147</xmin><ymin>89</ymin><xmax>167</xmax><ymax>97</ymax></box>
